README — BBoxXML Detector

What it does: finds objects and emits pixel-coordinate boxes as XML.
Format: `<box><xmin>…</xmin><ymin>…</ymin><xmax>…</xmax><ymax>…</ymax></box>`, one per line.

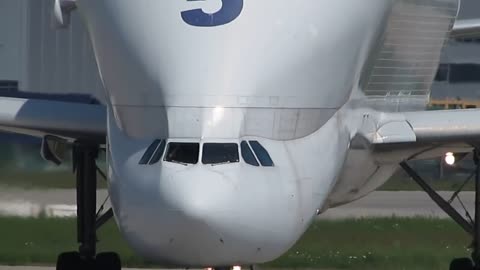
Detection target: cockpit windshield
<box><xmin>154</xmin><ymin>140</ymin><xmax>273</xmax><ymax>167</ymax></box>
<box><xmin>165</xmin><ymin>142</ymin><xmax>199</xmax><ymax>164</ymax></box>
<box><xmin>202</xmin><ymin>143</ymin><xmax>239</xmax><ymax>165</ymax></box>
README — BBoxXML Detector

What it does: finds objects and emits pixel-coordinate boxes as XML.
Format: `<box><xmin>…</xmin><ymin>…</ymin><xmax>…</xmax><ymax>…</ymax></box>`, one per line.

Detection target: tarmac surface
<box><xmin>0</xmin><ymin>189</ymin><xmax>109</xmax><ymax>217</ymax></box>
<box><xmin>0</xmin><ymin>188</ymin><xmax>474</xmax><ymax>219</ymax></box>
<box><xmin>320</xmin><ymin>191</ymin><xmax>474</xmax><ymax>219</ymax></box>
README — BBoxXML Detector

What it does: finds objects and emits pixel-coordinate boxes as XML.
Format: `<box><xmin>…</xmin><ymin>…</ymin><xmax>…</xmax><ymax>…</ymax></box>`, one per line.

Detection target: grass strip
<box><xmin>268</xmin><ymin>218</ymin><xmax>471</xmax><ymax>270</ymax></box>
<box><xmin>0</xmin><ymin>217</ymin><xmax>472</xmax><ymax>269</ymax></box>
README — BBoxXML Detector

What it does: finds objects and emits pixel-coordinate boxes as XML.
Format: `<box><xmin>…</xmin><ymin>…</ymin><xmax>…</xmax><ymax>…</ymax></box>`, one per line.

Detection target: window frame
<box><xmin>139</xmin><ymin>139</ymin><xmax>161</xmax><ymax>165</ymax></box>
<box><xmin>248</xmin><ymin>140</ymin><xmax>274</xmax><ymax>167</ymax></box>
<box><xmin>240</xmin><ymin>141</ymin><xmax>260</xmax><ymax>166</ymax></box>
<box><xmin>148</xmin><ymin>140</ymin><xmax>167</xmax><ymax>165</ymax></box>
<box><xmin>164</xmin><ymin>142</ymin><xmax>200</xmax><ymax>165</ymax></box>
<box><xmin>201</xmin><ymin>143</ymin><xmax>240</xmax><ymax>165</ymax></box>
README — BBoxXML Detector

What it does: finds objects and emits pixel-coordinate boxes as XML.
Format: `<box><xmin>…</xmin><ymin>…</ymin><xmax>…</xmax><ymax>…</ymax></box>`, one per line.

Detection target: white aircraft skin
<box><xmin>69</xmin><ymin>0</ymin><xmax>456</xmax><ymax>267</ymax></box>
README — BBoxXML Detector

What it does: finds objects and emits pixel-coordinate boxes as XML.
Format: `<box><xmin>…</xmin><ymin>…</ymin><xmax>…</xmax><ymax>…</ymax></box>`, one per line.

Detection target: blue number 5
<box><xmin>182</xmin><ymin>0</ymin><xmax>244</xmax><ymax>27</ymax></box>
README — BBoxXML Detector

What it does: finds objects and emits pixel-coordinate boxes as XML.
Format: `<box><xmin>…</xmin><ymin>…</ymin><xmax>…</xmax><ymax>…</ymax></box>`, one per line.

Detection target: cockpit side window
<box><xmin>202</xmin><ymin>143</ymin><xmax>239</xmax><ymax>165</ymax></box>
<box><xmin>241</xmin><ymin>141</ymin><xmax>259</xmax><ymax>166</ymax></box>
<box><xmin>139</xmin><ymin>139</ymin><xmax>161</xmax><ymax>165</ymax></box>
<box><xmin>149</xmin><ymin>140</ymin><xmax>167</xmax><ymax>165</ymax></box>
<box><xmin>249</xmin><ymin>141</ymin><xmax>274</xmax><ymax>167</ymax></box>
<box><xmin>165</xmin><ymin>142</ymin><xmax>199</xmax><ymax>165</ymax></box>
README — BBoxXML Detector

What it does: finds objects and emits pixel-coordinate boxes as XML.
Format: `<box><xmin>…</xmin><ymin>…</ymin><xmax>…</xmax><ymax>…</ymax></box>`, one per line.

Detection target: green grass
<box><xmin>268</xmin><ymin>218</ymin><xmax>471</xmax><ymax>270</ymax></box>
<box><xmin>379</xmin><ymin>177</ymin><xmax>475</xmax><ymax>191</ymax></box>
<box><xmin>0</xmin><ymin>217</ymin><xmax>472</xmax><ymax>270</ymax></box>
<box><xmin>0</xmin><ymin>217</ymin><xmax>143</xmax><ymax>267</ymax></box>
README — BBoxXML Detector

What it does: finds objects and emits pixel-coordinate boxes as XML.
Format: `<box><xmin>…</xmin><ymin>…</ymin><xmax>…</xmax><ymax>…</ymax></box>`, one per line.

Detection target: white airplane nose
<box><xmin>154</xmin><ymin>170</ymin><xmax>246</xmax><ymax>264</ymax></box>
<box><xmin>159</xmin><ymin>169</ymin><xmax>236</xmax><ymax>219</ymax></box>
<box><xmin>110</xmin><ymin>164</ymin><xmax>297</xmax><ymax>267</ymax></box>
<box><xmin>106</xmin><ymin>115</ymin><xmax>303</xmax><ymax>266</ymax></box>
<box><xmin>106</xmin><ymin>107</ymin><xmax>349</xmax><ymax>267</ymax></box>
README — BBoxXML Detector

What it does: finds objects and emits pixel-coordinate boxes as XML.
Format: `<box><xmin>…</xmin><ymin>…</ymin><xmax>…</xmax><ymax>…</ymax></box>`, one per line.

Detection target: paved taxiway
<box><xmin>321</xmin><ymin>191</ymin><xmax>474</xmax><ymax>219</ymax></box>
<box><xmin>0</xmin><ymin>189</ymin><xmax>474</xmax><ymax>219</ymax></box>
<box><xmin>0</xmin><ymin>189</ymin><xmax>109</xmax><ymax>217</ymax></box>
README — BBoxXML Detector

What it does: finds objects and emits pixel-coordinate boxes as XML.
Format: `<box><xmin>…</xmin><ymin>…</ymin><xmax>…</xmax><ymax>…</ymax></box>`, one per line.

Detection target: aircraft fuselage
<box><xmin>74</xmin><ymin>0</ymin><xmax>452</xmax><ymax>266</ymax></box>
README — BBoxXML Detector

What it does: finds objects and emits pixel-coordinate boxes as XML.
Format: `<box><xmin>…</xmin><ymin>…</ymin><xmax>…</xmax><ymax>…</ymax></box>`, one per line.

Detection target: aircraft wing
<box><xmin>0</xmin><ymin>97</ymin><xmax>106</xmax><ymax>144</ymax></box>
<box><xmin>365</xmin><ymin>109</ymin><xmax>480</xmax><ymax>144</ymax></box>
<box><xmin>358</xmin><ymin>109</ymin><xmax>480</xmax><ymax>160</ymax></box>
<box><xmin>451</xmin><ymin>19</ymin><xmax>480</xmax><ymax>38</ymax></box>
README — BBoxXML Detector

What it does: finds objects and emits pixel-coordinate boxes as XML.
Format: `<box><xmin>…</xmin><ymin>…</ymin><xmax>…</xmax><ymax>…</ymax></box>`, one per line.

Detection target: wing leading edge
<box><xmin>451</xmin><ymin>19</ymin><xmax>480</xmax><ymax>38</ymax></box>
<box><xmin>361</xmin><ymin>109</ymin><xmax>480</xmax><ymax>145</ymax></box>
<box><xmin>356</xmin><ymin>109</ymin><xmax>480</xmax><ymax>163</ymax></box>
<box><xmin>0</xmin><ymin>97</ymin><xmax>106</xmax><ymax>144</ymax></box>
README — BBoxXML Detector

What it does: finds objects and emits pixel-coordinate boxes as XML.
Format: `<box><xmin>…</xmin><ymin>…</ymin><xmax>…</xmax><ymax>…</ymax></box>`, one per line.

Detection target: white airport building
<box><xmin>0</xmin><ymin>0</ymin><xmax>103</xmax><ymax>101</ymax></box>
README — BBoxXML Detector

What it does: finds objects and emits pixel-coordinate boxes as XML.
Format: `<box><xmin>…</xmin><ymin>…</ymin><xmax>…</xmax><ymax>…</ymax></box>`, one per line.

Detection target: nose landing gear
<box><xmin>401</xmin><ymin>149</ymin><xmax>480</xmax><ymax>270</ymax></box>
<box><xmin>55</xmin><ymin>141</ymin><xmax>121</xmax><ymax>270</ymax></box>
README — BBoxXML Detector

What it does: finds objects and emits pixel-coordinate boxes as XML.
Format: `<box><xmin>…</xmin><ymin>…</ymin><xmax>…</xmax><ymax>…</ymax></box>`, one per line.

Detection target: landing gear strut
<box><xmin>56</xmin><ymin>141</ymin><xmax>121</xmax><ymax>270</ymax></box>
<box><xmin>400</xmin><ymin>149</ymin><xmax>480</xmax><ymax>270</ymax></box>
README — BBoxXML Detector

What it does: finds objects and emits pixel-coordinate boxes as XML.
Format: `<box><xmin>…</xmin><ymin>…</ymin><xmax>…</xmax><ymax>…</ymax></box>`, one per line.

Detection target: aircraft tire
<box><xmin>56</xmin><ymin>251</ymin><xmax>83</xmax><ymax>270</ymax></box>
<box><xmin>95</xmin><ymin>252</ymin><xmax>122</xmax><ymax>270</ymax></box>
<box><xmin>450</xmin><ymin>257</ymin><xmax>474</xmax><ymax>270</ymax></box>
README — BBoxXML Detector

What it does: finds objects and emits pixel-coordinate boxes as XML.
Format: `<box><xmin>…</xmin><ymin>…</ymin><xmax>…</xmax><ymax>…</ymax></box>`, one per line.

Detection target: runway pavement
<box><xmin>320</xmin><ymin>191</ymin><xmax>475</xmax><ymax>219</ymax></box>
<box><xmin>0</xmin><ymin>188</ymin><xmax>474</xmax><ymax>219</ymax></box>
<box><xmin>0</xmin><ymin>188</ymin><xmax>109</xmax><ymax>217</ymax></box>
